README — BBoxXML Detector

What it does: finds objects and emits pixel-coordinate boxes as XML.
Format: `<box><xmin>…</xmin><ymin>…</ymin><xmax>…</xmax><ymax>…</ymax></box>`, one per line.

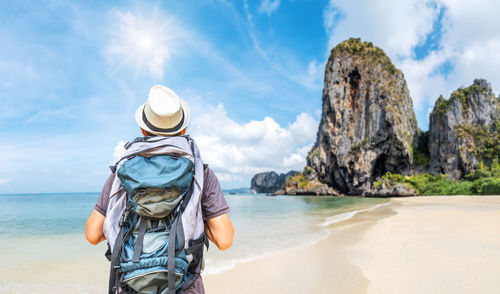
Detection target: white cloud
<box><xmin>298</xmin><ymin>59</ymin><xmax>323</xmax><ymax>90</ymax></box>
<box><xmin>106</xmin><ymin>103</ymin><xmax>319</xmax><ymax>186</ymax></box>
<box><xmin>324</xmin><ymin>0</ymin><xmax>440</xmax><ymax>59</ymax></box>
<box><xmin>423</xmin><ymin>1</ymin><xmax>500</xmax><ymax>97</ymax></box>
<box><xmin>189</xmin><ymin>103</ymin><xmax>318</xmax><ymax>185</ymax></box>
<box><xmin>0</xmin><ymin>178</ymin><xmax>10</xmax><ymax>186</ymax></box>
<box><xmin>214</xmin><ymin>172</ymin><xmax>243</xmax><ymax>183</ymax></box>
<box><xmin>398</xmin><ymin>51</ymin><xmax>448</xmax><ymax>110</ymax></box>
<box><xmin>259</xmin><ymin>0</ymin><xmax>281</xmax><ymax>16</ymax></box>
<box><xmin>106</xmin><ymin>8</ymin><xmax>186</xmax><ymax>79</ymax></box>
<box><xmin>443</xmin><ymin>34</ymin><xmax>500</xmax><ymax>91</ymax></box>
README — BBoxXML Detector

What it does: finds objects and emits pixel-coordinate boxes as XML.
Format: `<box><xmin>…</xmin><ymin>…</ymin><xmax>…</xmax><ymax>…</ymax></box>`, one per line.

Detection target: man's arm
<box><xmin>200</xmin><ymin>167</ymin><xmax>234</xmax><ymax>251</ymax></box>
<box><xmin>86</xmin><ymin>173</ymin><xmax>114</xmax><ymax>245</ymax></box>
<box><xmin>204</xmin><ymin>213</ymin><xmax>234</xmax><ymax>250</ymax></box>
<box><xmin>86</xmin><ymin>209</ymin><xmax>106</xmax><ymax>245</ymax></box>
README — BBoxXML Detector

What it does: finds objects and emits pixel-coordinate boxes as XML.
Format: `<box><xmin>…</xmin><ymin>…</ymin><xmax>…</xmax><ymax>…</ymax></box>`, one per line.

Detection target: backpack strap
<box><xmin>109</xmin><ymin>208</ymin><xmax>136</xmax><ymax>294</ymax></box>
<box><xmin>124</xmin><ymin>136</ymin><xmax>153</xmax><ymax>149</ymax></box>
<box><xmin>167</xmin><ymin>182</ymin><xmax>193</xmax><ymax>294</ymax></box>
<box><xmin>109</xmin><ymin>226</ymin><xmax>124</xmax><ymax>294</ymax></box>
<box><xmin>132</xmin><ymin>218</ymin><xmax>147</xmax><ymax>263</ymax></box>
<box><xmin>105</xmin><ymin>245</ymin><xmax>112</xmax><ymax>262</ymax></box>
<box><xmin>167</xmin><ymin>214</ymin><xmax>185</xmax><ymax>294</ymax></box>
<box><xmin>181</xmin><ymin>233</ymin><xmax>209</xmax><ymax>291</ymax></box>
<box><xmin>185</xmin><ymin>233</ymin><xmax>209</xmax><ymax>256</ymax></box>
<box><xmin>179</xmin><ymin>182</ymin><xmax>194</xmax><ymax>212</ymax></box>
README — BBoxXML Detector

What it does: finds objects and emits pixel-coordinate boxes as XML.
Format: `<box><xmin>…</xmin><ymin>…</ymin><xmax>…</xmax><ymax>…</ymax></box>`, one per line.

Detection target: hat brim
<box><xmin>135</xmin><ymin>98</ymin><xmax>191</xmax><ymax>136</ymax></box>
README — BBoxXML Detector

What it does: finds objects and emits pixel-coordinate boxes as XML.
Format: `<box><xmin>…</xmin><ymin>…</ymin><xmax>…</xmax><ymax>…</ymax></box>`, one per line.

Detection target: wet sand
<box><xmin>203</xmin><ymin>196</ymin><xmax>500</xmax><ymax>294</ymax></box>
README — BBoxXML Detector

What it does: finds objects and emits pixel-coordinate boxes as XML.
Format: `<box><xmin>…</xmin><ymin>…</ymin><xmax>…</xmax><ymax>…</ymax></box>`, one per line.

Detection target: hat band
<box><xmin>142</xmin><ymin>108</ymin><xmax>185</xmax><ymax>133</ymax></box>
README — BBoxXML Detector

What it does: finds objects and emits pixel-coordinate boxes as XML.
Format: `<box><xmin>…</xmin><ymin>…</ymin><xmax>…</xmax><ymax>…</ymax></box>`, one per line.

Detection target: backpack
<box><xmin>106</xmin><ymin>136</ymin><xmax>208</xmax><ymax>294</ymax></box>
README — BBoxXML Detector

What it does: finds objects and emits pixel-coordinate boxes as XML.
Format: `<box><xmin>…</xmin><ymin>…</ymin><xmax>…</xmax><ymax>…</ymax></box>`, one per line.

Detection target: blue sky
<box><xmin>1</xmin><ymin>0</ymin><xmax>499</xmax><ymax>193</ymax></box>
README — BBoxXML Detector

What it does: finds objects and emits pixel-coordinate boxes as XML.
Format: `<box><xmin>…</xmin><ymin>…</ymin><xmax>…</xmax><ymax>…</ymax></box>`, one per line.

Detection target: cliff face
<box><xmin>250</xmin><ymin>171</ymin><xmax>298</xmax><ymax>194</ymax></box>
<box><xmin>428</xmin><ymin>79</ymin><xmax>499</xmax><ymax>179</ymax></box>
<box><xmin>307</xmin><ymin>38</ymin><xmax>418</xmax><ymax>195</ymax></box>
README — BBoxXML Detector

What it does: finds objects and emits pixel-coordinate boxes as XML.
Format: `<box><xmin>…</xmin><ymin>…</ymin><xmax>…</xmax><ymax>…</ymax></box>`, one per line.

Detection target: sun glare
<box><xmin>139</xmin><ymin>35</ymin><xmax>153</xmax><ymax>50</ymax></box>
<box><xmin>107</xmin><ymin>8</ymin><xmax>184</xmax><ymax>79</ymax></box>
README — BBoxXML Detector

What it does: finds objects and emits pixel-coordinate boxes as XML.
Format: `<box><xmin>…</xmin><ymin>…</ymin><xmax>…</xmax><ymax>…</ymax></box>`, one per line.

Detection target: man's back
<box><xmin>85</xmin><ymin>85</ymin><xmax>234</xmax><ymax>293</ymax></box>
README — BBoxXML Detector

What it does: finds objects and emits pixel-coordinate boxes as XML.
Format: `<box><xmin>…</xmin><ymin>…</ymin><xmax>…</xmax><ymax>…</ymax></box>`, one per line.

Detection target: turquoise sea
<box><xmin>0</xmin><ymin>192</ymin><xmax>388</xmax><ymax>293</ymax></box>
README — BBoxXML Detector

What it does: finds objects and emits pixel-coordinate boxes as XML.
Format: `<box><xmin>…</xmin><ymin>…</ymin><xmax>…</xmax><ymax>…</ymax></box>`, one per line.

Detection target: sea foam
<box><xmin>320</xmin><ymin>201</ymin><xmax>392</xmax><ymax>227</ymax></box>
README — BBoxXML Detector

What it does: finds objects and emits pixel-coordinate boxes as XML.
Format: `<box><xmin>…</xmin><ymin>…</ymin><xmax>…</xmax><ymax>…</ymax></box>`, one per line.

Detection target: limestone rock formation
<box><xmin>307</xmin><ymin>38</ymin><xmax>418</xmax><ymax>195</ymax></box>
<box><xmin>274</xmin><ymin>167</ymin><xmax>340</xmax><ymax>196</ymax></box>
<box><xmin>250</xmin><ymin>170</ymin><xmax>298</xmax><ymax>194</ymax></box>
<box><xmin>365</xmin><ymin>173</ymin><xmax>417</xmax><ymax>197</ymax></box>
<box><xmin>428</xmin><ymin>79</ymin><xmax>500</xmax><ymax>179</ymax></box>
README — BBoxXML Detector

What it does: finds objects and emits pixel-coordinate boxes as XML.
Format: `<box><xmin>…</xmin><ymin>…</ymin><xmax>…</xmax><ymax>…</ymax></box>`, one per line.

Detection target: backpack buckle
<box><xmin>119</xmin><ymin>210</ymin><xmax>130</xmax><ymax>227</ymax></box>
<box><xmin>119</xmin><ymin>214</ymin><xmax>126</xmax><ymax>227</ymax></box>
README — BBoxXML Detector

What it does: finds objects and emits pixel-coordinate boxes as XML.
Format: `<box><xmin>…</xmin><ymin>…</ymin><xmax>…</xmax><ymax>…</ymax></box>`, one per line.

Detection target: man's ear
<box><xmin>180</xmin><ymin>128</ymin><xmax>187</xmax><ymax>135</ymax></box>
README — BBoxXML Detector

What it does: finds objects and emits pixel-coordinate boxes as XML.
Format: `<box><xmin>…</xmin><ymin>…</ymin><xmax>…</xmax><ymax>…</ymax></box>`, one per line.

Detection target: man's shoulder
<box><xmin>202</xmin><ymin>165</ymin><xmax>219</xmax><ymax>184</ymax></box>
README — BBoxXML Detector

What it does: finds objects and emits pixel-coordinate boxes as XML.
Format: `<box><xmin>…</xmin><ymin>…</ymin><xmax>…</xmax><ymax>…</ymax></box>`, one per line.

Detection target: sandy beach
<box><xmin>203</xmin><ymin>196</ymin><xmax>500</xmax><ymax>294</ymax></box>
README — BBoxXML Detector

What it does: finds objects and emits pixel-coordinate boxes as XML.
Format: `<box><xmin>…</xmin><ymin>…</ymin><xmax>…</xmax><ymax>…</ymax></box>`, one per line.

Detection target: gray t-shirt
<box><xmin>95</xmin><ymin>167</ymin><xmax>230</xmax><ymax>294</ymax></box>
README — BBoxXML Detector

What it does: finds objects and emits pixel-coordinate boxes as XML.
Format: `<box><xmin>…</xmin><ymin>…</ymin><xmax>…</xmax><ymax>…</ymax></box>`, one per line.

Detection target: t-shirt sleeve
<box><xmin>201</xmin><ymin>167</ymin><xmax>230</xmax><ymax>220</ymax></box>
<box><xmin>95</xmin><ymin>173</ymin><xmax>114</xmax><ymax>216</ymax></box>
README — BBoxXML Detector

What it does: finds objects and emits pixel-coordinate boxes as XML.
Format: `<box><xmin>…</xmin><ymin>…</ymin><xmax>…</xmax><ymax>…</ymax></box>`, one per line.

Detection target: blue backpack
<box><xmin>108</xmin><ymin>148</ymin><xmax>208</xmax><ymax>294</ymax></box>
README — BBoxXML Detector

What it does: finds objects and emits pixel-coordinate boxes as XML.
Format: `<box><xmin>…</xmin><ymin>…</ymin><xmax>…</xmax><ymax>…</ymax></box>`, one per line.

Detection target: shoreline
<box><xmin>203</xmin><ymin>196</ymin><xmax>500</xmax><ymax>294</ymax></box>
<box><xmin>202</xmin><ymin>197</ymin><xmax>389</xmax><ymax>275</ymax></box>
<box><xmin>203</xmin><ymin>198</ymin><xmax>396</xmax><ymax>293</ymax></box>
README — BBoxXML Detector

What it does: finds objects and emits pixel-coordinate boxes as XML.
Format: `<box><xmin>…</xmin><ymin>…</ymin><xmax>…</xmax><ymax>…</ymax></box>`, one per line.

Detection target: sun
<box><xmin>107</xmin><ymin>8</ymin><xmax>184</xmax><ymax>79</ymax></box>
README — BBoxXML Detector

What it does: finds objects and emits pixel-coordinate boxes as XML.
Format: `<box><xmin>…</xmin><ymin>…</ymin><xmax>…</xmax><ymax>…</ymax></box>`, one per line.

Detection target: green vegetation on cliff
<box><xmin>330</xmin><ymin>38</ymin><xmax>401</xmax><ymax>75</ymax></box>
<box><xmin>434</xmin><ymin>95</ymin><xmax>449</xmax><ymax>114</ymax></box>
<box><xmin>348</xmin><ymin>137</ymin><xmax>370</xmax><ymax>154</ymax></box>
<box><xmin>434</xmin><ymin>82</ymin><xmax>494</xmax><ymax>115</ymax></box>
<box><xmin>455</xmin><ymin>122</ymin><xmax>500</xmax><ymax>163</ymax></box>
<box><xmin>286</xmin><ymin>172</ymin><xmax>324</xmax><ymax>190</ymax></box>
<box><xmin>374</xmin><ymin>161</ymin><xmax>500</xmax><ymax>195</ymax></box>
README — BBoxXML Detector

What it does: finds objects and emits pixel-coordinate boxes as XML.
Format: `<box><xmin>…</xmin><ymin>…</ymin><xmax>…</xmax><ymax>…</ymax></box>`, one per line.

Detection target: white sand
<box><xmin>203</xmin><ymin>196</ymin><xmax>500</xmax><ymax>294</ymax></box>
<box><xmin>0</xmin><ymin>234</ymin><xmax>109</xmax><ymax>293</ymax></box>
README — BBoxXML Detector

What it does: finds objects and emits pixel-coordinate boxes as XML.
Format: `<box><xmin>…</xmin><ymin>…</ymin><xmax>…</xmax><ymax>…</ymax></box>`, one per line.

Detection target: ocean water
<box><xmin>0</xmin><ymin>192</ymin><xmax>388</xmax><ymax>293</ymax></box>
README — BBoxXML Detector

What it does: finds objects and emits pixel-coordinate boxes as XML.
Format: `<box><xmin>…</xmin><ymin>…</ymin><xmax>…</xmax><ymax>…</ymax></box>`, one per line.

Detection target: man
<box><xmin>86</xmin><ymin>85</ymin><xmax>234</xmax><ymax>294</ymax></box>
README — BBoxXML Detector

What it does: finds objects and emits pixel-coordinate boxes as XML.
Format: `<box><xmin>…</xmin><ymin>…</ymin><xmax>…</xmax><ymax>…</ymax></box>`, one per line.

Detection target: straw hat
<box><xmin>135</xmin><ymin>85</ymin><xmax>190</xmax><ymax>136</ymax></box>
